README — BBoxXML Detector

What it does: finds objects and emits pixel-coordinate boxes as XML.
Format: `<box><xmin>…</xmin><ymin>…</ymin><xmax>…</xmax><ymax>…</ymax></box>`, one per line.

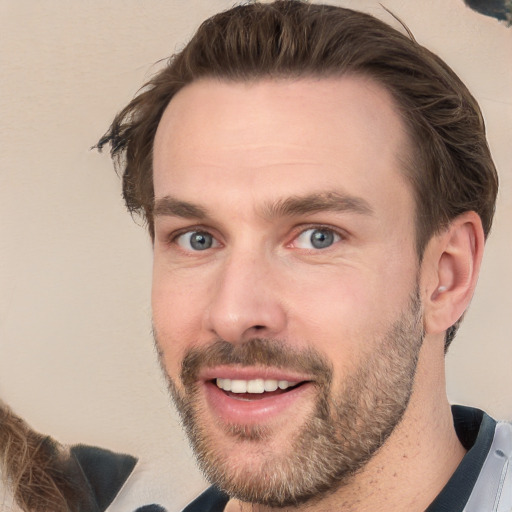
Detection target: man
<box><xmin>96</xmin><ymin>1</ymin><xmax>510</xmax><ymax>511</ymax></box>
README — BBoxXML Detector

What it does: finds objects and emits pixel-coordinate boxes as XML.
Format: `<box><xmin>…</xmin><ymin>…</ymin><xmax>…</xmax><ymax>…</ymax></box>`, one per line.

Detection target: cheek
<box><xmin>279</xmin><ymin>269</ymin><xmax>361</xmax><ymax>357</ymax></box>
<box><xmin>151</xmin><ymin>267</ymin><xmax>209</xmax><ymax>375</ymax></box>
<box><xmin>286</xmin><ymin>265</ymin><xmax>382</xmax><ymax>325</ymax></box>
<box><xmin>285</xmin><ymin>260</ymin><xmax>416</xmax><ymax>367</ymax></box>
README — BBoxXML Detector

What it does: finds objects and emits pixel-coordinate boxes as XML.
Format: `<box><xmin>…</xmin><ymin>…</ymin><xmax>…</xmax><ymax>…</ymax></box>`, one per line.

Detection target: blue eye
<box><xmin>176</xmin><ymin>231</ymin><xmax>217</xmax><ymax>251</ymax></box>
<box><xmin>295</xmin><ymin>228</ymin><xmax>340</xmax><ymax>249</ymax></box>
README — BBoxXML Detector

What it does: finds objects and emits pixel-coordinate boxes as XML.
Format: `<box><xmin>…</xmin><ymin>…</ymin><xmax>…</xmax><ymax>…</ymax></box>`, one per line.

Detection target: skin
<box><xmin>151</xmin><ymin>76</ymin><xmax>482</xmax><ymax>511</ymax></box>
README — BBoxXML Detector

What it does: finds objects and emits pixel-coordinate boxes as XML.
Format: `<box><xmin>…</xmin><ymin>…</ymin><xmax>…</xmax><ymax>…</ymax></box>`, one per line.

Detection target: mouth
<box><xmin>214</xmin><ymin>378</ymin><xmax>304</xmax><ymax>400</ymax></box>
<box><xmin>200</xmin><ymin>369</ymin><xmax>315</xmax><ymax>425</ymax></box>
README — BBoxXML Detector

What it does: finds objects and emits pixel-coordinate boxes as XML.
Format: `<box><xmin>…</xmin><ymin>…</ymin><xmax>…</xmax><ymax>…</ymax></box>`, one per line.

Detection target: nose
<box><xmin>203</xmin><ymin>249</ymin><xmax>287</xmax><ymax>343</ymax></box>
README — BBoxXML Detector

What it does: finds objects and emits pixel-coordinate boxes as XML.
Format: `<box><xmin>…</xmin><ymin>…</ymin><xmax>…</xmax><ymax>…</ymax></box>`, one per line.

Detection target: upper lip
<box><xmin>197</xmin><ymin>365</ymin><xmax>314</xmax><ymax>383</ymax></box>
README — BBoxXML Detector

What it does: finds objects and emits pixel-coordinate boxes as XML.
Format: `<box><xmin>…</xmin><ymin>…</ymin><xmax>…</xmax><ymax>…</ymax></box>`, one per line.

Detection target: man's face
<box><xmin>152</xmin><ymin>77</ymin><xmax>424</xmax><ymax>506</ymax></box>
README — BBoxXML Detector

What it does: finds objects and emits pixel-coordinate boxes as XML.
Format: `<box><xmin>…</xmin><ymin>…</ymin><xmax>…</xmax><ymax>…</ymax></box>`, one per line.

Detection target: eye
<box><xmin>294</xmin><ymin>228</ymin><xmax>341</xmax><ymax>250</ymax></box>
<box><xmin>175</xmin><ymin>230</ymin><xmax>218</xmax><ymax>251</ymax></box>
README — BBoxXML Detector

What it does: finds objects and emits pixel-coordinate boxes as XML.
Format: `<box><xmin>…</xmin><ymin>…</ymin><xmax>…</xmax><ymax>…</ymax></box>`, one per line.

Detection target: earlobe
<box><xmin>423</xmin><ymin>211</ymin><xmax>485</xmax><ymax>336</ymax></box>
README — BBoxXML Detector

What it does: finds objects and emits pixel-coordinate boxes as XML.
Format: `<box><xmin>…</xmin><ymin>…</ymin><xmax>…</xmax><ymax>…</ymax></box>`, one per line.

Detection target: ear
<box><xmin>422</xmin><ymin>211</ymin><xmax>485</xmax><ymax>336</ymax></box>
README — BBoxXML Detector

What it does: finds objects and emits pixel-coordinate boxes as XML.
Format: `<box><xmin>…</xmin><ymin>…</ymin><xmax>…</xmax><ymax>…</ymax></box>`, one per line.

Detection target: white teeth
<box><xmin>247</xmin><ymin>379</ymin><xmax>265</xmax><ymax>393</ymax></box>
<box><xmin>264</xmin><ymin>379</ymin><xmax>278</xmax><ymax>392</ymax></box>
<box><xmin>216</xmin><ymin>378</ymin><xmax>298</xmax><ymax>393</ymax></box>
<box><xmin>230</xmin><ymin>380</ymin><xmax>247</xmax><ymax>393</ymax></box>
<box><xmin>216</xmin><ymin>378</ymin><xmax>231</xmax><ymax>391</ymax></box>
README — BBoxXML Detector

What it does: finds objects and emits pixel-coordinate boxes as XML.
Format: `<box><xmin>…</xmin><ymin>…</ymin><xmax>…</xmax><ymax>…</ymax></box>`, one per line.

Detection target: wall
<box><xmin>0</xmin><ymin>0</ymin><xmax>510</xmax><ymax>508</ymax></box>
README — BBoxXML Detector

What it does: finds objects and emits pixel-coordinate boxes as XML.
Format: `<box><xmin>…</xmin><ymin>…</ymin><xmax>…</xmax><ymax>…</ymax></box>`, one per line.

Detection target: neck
<box><xmin>225</xmin><ymin>335</ymin><xmax>465</xmax><ymax>512</ymax></box>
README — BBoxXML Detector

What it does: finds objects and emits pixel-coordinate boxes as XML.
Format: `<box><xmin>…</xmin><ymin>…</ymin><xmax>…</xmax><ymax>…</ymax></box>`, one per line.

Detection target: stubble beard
<box><xmin>156</xmin><ymin>290</ymin><xmax>424</xmax><ymax>508</ymax></box>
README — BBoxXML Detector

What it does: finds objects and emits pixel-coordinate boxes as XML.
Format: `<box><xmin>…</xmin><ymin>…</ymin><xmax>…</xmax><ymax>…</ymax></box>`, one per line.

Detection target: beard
<box><xmin>156</xmin><ymin>289</ymin><xmax>424</xmax><ymax>508</ymax></box>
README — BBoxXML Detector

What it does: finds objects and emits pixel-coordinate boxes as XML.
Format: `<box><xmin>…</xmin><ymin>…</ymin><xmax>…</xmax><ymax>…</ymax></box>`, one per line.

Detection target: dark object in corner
<box><xmin>0</xmin><ymin>401</ymin><xmax>137</xmax><ymax>512</ymax></box>
<box><xmin>464</xmin><ymin>0</ymin><xmax>512</xmax><ymax>25</ymax></box>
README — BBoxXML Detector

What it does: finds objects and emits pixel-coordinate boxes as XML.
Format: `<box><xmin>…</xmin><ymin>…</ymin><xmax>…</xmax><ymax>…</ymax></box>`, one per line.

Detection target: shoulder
<box><xmin>180</xmin><ymin>486</ymin><xmax>229</xmax><ymax>512</ymax></box>
<box><xmin>462</xmin><ymin>417</ymin><xmax>512</xmax><ymax>511</ymax></box>
<box><xmin>70</xmin><ymin>444</ymin><xmax>137</xmax><ymax>511</ymax></box>
<box><xmin>103</xmin><ymin>456</ymin><xmax>181</xmax><ymax>512</ymax></box>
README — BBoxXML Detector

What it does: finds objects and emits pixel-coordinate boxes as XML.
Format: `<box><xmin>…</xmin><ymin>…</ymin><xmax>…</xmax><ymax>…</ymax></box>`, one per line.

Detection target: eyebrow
<box><xmin>153</xmin><ymin>191</ymin><xmax>374</xmax><ymax>220</ymax></box>
<box><xmin>261</xmin><ymin>191</ymin><xmax>374</xmax><ymax>219</ymax></box>
<box><xmin>153</xmin><ymin>196</ymin><xmax>208</xmax><ymax>218</ymax></box>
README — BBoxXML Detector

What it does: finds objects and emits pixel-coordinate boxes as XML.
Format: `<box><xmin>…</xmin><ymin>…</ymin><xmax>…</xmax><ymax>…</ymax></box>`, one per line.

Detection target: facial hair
<box><xmin>156</xmin><ymin>290</ymin><xmax>424</xmax><ymax>508</ymax></box>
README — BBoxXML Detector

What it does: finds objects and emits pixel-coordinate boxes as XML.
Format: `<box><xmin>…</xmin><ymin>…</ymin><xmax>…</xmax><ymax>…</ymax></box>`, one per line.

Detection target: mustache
<box><xmin>179</xmin><ymin>338</ymin><xmax>333</xmax><ymax>388</ymax></box>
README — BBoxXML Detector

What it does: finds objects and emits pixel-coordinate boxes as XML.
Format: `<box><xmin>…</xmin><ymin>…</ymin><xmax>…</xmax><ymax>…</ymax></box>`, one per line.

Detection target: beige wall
<box><xmin>0</xmin><ymin>0</ymin><xmax>510</xmax><ymax>507</ymax></box>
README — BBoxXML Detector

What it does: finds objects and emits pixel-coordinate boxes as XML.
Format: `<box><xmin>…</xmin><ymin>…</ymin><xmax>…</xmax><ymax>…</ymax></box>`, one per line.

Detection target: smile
<box><xmin>215</xmin><ymin>378</ymin><xmax>300</xmax><ymax>394</ymax></box>
<box><xmin>200</xmin><ymin>370</ymin><xmax>315</xmax><ymax>425</ymax></box>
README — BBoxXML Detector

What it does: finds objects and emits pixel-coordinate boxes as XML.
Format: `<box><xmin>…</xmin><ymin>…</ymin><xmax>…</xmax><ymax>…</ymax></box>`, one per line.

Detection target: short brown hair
<box><xmin>98</xmin><ymin>0</ymin><xmax>498</xmax><ymax>348</ymax></box>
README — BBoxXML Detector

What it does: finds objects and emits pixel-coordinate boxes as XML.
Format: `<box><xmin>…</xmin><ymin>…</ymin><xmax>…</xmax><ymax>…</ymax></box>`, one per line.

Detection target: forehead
<box><xmin>152</xmin><ymin>76</ymin><xmax>413</xmax><ymax>214</ymax></box>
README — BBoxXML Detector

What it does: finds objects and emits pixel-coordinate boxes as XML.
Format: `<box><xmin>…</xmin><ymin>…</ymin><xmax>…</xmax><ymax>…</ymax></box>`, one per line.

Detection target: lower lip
<box><xmin>203</xmin><ymin>380</ymin><xmax>314</xmax><ymax>425</ymax></box>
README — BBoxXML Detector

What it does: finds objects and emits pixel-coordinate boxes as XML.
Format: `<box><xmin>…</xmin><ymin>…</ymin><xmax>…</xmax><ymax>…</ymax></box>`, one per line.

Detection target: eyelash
<box><xmin>166</xmin><ymin>224</ymin><xmax>346</xmax><ymax>252</ymax></box>
<box><xmin>288</xmin><ymin>224</ymin><xmax>346</xmax><ymax>250</ymax></box>
<box><xmin>166</xmin><ymin>225</ymin><xmax>220</xmax><ymax>249</ymax></box>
